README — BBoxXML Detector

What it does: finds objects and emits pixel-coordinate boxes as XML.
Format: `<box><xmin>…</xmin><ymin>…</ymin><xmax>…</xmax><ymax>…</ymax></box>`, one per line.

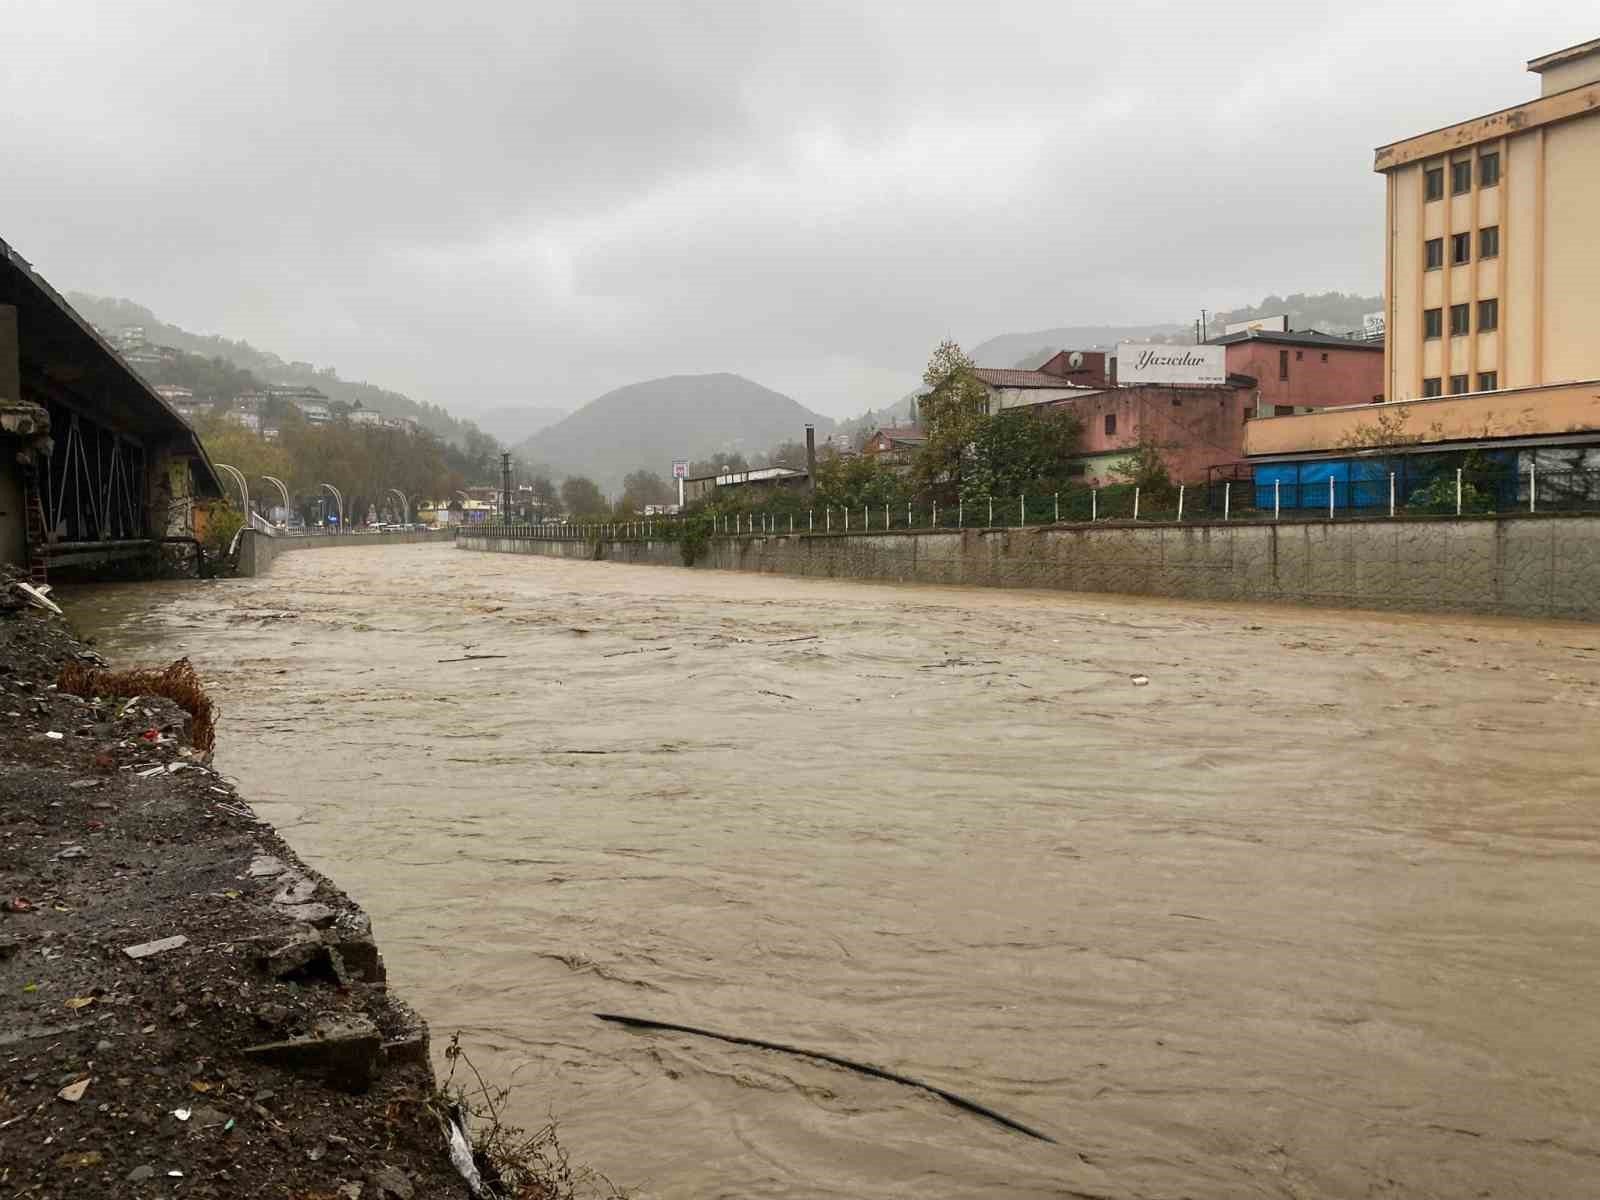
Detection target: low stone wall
<box><xmin>238</xmin><ymin>528</ymin><xmax>455</xmax><ymax>576</ymax></box>
<box><xmin>457</xmin><ymin>514</ymin><xmax>1600</xmax><ymax>620</ymax></box>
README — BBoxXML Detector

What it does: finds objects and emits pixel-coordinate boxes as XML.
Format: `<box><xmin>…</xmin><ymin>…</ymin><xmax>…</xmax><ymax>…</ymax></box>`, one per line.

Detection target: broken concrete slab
<box><xmin>273</xmin><ymin>874</ymin><xmax>318</xmax><ymax>905</ymax></box>
<box><xmin>243</xmin><ymin>1015</ymin><xmax>382</xmax><ymax>1093</ymax></box>
<box><xmin>278</xmin><ymin>901</ymin><xmax>337</xmax><ymax>928</ymax></box>
<box><xmin>124</xmin><ymin>934</ymin><xmax>188</xmax><ymax>960</ymax></box>
<box><xmin>246</xmin><ymin>854</ymin><xmax>286</xmax><ymax>878</ymax></box>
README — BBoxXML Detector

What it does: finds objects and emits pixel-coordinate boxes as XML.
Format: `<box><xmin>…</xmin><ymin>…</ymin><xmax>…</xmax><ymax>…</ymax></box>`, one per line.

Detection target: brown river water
<box><xmin>67</xmin><ymin>544</ymin><xmax>1600</xmax><ymax>1199</ymax></box>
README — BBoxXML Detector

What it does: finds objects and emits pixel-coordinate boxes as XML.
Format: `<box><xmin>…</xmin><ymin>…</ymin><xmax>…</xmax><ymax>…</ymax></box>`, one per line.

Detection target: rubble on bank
<box><xmin>0</xmin><ymin>582</ymin><xmax>469</xmax><ymax>1198</ymax></box>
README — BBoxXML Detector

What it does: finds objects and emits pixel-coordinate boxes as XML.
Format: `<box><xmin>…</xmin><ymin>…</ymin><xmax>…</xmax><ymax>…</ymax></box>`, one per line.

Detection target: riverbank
<box><xmin>458</xmin><ymin>512</ymin><xmax>1600</xmax><ymax>620</ymax></box>
<box><xmin>0</xmin><ymin>587</ymin><xmax>466</xmax><ymax>1198</ymax></box>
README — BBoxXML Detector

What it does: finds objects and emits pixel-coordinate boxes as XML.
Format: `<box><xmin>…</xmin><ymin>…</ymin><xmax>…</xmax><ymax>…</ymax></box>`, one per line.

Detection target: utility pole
<box><xmin>500</xmin><ymin>452</ymin><xmax>513</xmax><ymax>522</ymax></box>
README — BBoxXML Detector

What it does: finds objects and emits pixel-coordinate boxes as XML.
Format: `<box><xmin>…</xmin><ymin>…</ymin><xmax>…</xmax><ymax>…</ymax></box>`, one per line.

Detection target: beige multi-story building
<box><xmin>1378</xmin><ymin>37</ymin><xmax>1600</xmax><ymax>404</ymax></box>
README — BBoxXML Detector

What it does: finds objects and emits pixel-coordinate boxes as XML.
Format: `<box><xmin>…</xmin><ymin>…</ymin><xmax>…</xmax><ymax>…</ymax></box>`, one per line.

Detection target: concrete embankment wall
<box><xmin>239</xmin><ymin>528</ymin><xmax>455</xmax><ymax>577</ymax></box>
<box><xmin>457</xmin><ymin>514</ymin><xmax>1600</xmax><ymax>620</ymax></box>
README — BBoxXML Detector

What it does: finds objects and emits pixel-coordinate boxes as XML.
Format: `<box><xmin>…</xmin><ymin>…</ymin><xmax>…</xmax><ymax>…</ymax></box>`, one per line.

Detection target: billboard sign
<box><xmin>671</xmin><ymin>460</ymin><xmax>689</xmax><ymax>479</ymax></box>
<box><xmin>1223</xmin><ymin>313</ymin><xmax>1288</xmax><ymax>336</ymax></box>
<box><xmin>1362</xmin><ymin>310</ymin><xmax>1386</xmax><ymax>338</ymax></box>
<box><xmin>1116</xmin><ymin>343</ymin><xmax>1227</xmax><ymax>387</ymax></box>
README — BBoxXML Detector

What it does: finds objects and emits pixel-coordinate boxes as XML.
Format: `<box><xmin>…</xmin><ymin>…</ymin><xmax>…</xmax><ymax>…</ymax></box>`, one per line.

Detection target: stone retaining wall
<box><xmin>456</xmin><ymin>514</ymin><xmax>1600</xmax><ymax>620</ymax></box>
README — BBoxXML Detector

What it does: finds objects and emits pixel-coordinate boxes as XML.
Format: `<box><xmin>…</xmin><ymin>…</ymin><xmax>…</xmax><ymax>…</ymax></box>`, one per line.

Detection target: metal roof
<box><xmin>1208</xmin><ymin>329</ymin><xmax>1383</xmax><ymax>351</ymax></box>
<box><xmin>0</xmin><ymin>236</ymin><xmax>222</xmax><ymax>496</ymax></box>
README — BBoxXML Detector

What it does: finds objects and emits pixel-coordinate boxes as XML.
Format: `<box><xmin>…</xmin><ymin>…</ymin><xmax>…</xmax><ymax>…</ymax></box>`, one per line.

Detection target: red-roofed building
<box><xmin>971</xmin><ymin>349</ymin><xmax>1112</xmax><ymax>413</ymax></box>
<box><xmin>861</xmin><ymin>425</ymin><xmax>927</xmax><ymax>465</ymax></box>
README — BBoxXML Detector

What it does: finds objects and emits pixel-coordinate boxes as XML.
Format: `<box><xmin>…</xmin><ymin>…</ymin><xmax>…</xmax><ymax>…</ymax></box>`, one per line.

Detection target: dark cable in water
<box><xmin>593</xmin><ymin>1011</ymin><xmax>1056</xmax><ymax>1144</ymax></box>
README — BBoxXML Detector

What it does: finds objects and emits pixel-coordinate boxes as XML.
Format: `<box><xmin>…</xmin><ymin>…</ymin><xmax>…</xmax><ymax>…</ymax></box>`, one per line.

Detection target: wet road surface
<box><xmin>72</xmin><ymin>544</ymin><xmax>1600</xmax><ymax>1198</ymax></box>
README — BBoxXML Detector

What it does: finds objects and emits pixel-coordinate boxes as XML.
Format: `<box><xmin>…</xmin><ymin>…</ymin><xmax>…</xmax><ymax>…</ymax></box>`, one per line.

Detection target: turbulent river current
<box><xmin>70</xmin><ymin>543</ymin><xmax>1600</xmax><ymax>1198</ymax></box>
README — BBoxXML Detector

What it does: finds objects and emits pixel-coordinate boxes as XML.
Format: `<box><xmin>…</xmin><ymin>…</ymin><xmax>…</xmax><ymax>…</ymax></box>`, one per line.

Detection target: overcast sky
<box><xmin>5</xmin><ymin>2</ymin><xmax>1594</xmax><ymax>420</ymax></box>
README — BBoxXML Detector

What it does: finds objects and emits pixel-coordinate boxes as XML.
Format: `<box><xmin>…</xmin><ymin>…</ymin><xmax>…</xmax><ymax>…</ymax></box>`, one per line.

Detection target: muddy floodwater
<box><xmin>71</xmin><ymin>544</ymin><xmax>1600</xmax><ymax>1198</ymax></box>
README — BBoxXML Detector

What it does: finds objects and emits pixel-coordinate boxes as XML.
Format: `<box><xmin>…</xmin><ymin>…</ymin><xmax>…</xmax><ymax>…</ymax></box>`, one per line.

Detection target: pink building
<box><xmin>1210</xmin><ymin>329</ymin><xmax>1384</xmax><ymax>414</ymax></box>
<box><xmin>1039</xmin><ymin>331</ymin><xmax>1384</xmax><ymax>484</ymax></box>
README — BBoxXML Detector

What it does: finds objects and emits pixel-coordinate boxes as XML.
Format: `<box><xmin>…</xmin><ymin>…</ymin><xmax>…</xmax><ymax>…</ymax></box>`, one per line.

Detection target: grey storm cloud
<box><xmin>4</xmin><ymin>0</ymin><xmax>1595</xmax><ymax>418</ymax></box>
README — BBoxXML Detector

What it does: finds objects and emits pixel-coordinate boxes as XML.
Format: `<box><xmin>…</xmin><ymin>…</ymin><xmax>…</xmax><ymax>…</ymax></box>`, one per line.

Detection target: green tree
<box><xmin>912</xmin><ymin>340</ymin><xmax>989</xmax><ymax>496</ymax></box>
<box><xmin>811</xmin><ymin>450</ymin><xmax>907</xmax><ymax>509</ymax></box>
<box><xmin>525</xmin><ymin>474</ymin><xmax>558</xmax><ymax>515</ymax></box>
<box><xmin>689</xmin><ymin>452</ymin><xmax>749</xmax><ymax>478</ymax></box>
<box><xmin>620</xmin><ymin>469</ymin><xmax>673</xmax><ymax>511</ymax></box>
<box><xmin>1111</xmin><ymin>434</ymin><xmax>1179</xmax><ymax>504</ymax></box>
<box><xmin>560</xmin><ymin>475</ymin><xmax>607</xmax><ymax>517</ymax></box>
<box><xmin>765</xmin><ymin>440</ymin><xmax>810</xmax><ymax>471</ymax></box>
<box><xmin>964</xmin><ymin>407</ymin><xmax>1083</xmax><ymax>500</ymax></box>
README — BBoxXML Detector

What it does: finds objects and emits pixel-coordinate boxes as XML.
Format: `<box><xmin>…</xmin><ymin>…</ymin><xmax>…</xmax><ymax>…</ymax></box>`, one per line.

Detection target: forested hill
<box><xmin>66</xmin><ymin>292</ymin><xmax>483</xmax><ymax>447</ymax></box>
<box><xmin>516</xmin><ymin>373</ymin><xmax>833</xmax><ymax>492</ymax></box>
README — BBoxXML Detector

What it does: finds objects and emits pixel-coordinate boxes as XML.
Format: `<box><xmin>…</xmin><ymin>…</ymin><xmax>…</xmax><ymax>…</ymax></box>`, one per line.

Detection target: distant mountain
<box><xmin>974</xmin><ymin>292</ymin><xmax>1386</xmax><ymax>369</ymax></box>
<box><xmin>972</xmin><ymin>324</ymin><xmax>1187</xmax><ymax>370</ymax></box>
<box><xmin>515</xmin><ymin>373</ymin><xmax>833</xmax><ymax>492</ymax></box>
<box><xmin>473</xmin><ymin>405</ymin><xmax>568</xmax><ymax>447</ymax></box>
<box><xmin>65</xmin><ymin>292</ymin><xmax>487</xmax><ymax>448</ymax></box>
<box><xmin>1211</xmin><ymin>292</ymin><xmax>1383</xmax><ymax>338</ymax></box>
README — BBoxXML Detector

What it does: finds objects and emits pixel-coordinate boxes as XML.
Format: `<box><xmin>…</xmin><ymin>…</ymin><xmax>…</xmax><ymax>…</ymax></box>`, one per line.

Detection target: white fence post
<box><xmin>1456</xmin><ymin>467</ymin><xmax>1463</xmax><ymax>516</ymax></box>
<box><xmin>1177</xmin><ymin>484</ymin><xmax>1185</xmax><ymax>523</ymax></box>
<box><xmin>1274</xmin><ymin>479</ymin><xmax>1281</xmax><ymax>520</ymax></box>
<box><xmin>1224</xmin><ymin>481</ymin><xmax>1231</xmax><ymax>521</ymax></box>
<box><xmin>1092</xmin><ymin>488</ymin><xmax>1097</xmax><ymax>522</ymax></box>
<box><xmin>809</xmin><ymin>509</ymin><xmax>814</xmax><ymax>531</ymax></box>
<box><xmin>1530</xmin><ymin>461</ymin><xmax>1537</xmax><ymax>512</ymax></box>
<box><xmin>1133</xmin><ymin>487</ymin><xmax>1140</xmax><ymax>521</ymax></box>
<box><xmin>1389</xmin><ymin>472</ymin><xmax>1396</xmax><ymax>517</ymax></box>
<box><xmin>1021</xmin><ymin>494</ymin><xmax>1026</xmax><ymax>525</ymax></box>
<box><xmin>958</xmin><ymin>500</ymin><xmax>963</xmax><ymax>528</ymax></box>
<box><xmin>933</xmin><ymin>501</ymin><xmax>938</xmax><ymax>527</ymax></box>
<box><xmin>1328</xmin><ymin>474</ymin><xmax>1335</xmax><ymax>520</ymax></box>
<box><xmin>987</xmin><ymin>497</ymin><xmax>993</xmax><ymax>527</ymax></box>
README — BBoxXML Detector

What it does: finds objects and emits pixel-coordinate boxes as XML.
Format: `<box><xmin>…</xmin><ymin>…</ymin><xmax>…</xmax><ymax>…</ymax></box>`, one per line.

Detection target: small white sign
<box><xmin>1116</xmin><ymin>343</ymin><xmax>1227</xmax><ymax>387</ymax></box>
<box><xmin>671</xmin><ymin>460</ymin><xmax>689</xmax><ymax>479</ymax></box>
<box><xmin>1362</xmin><ymin>310</ymin><xmax>1386</xmax><ymax>337</ymax></box>
<box><xmin>1224</xmin><ymin>314</ymin><xmax>1288</xmax><ymax>336</ymax></box>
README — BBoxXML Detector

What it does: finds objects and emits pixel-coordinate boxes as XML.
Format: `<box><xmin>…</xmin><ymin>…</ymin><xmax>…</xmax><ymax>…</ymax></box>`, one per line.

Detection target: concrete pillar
<box><xmin>1</xmin><ymin>306</ymin><xmax>28</xmax><ymax>567</ymax></box>
<box><xmin>0</xmin><ymin>305</ymin><xmax>18</xmax><ymax>405</ymax></box>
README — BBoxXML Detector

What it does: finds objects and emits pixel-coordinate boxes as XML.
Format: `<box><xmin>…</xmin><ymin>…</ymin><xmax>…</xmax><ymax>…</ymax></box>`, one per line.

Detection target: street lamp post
<box><xmin>214</xmin><ymin>463</ymin><xmax>250</xmax><ymax>519</ymax></box>
<box><xmin>319</xmin><ymin>483</ymin><xmax>344</xmax><ymax>532</ymax></box>
<box><xmin>261</xmin><ymin>475</ymin><xmax>292</xmax><ymax>528</ymax></box>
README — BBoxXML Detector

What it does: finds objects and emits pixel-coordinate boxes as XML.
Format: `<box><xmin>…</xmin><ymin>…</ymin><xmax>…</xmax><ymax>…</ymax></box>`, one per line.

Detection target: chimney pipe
<box><xmin>804</xmin><ymin>424</ymin><xmax>817</xmax><ymax>493</ymax></box>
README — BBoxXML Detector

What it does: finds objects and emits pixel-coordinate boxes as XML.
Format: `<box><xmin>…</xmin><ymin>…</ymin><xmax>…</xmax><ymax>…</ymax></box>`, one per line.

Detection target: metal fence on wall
<box><xmin>460</xmin><ymin>465</ymin><xmax>1600</xmax><ymax>545</ymax></box>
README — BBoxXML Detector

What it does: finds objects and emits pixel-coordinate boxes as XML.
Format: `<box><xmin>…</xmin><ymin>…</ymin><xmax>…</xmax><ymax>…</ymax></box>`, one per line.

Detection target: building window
<box><xmin>1451</xmin><ymin>232</ymin><xmax>1471</xmax><ymax>265</ymax></box>
<box><xmin>1424</xmin><ymin>238</ymin><xmax>1443</xmax><ymax>270</ymax></box>
<box><xmin>1479</xmin><ymin>226</ymin><xmax>1499</xmax><ymax>259</ymax></box>
<box><xmin>1104</xmin><ymin>412</ymin><xmax>1116</xmax><ymax>436</ymax></box>
<box><xmin>1451</xmin><ymin>160</ymin><xmax>1472</xmax><ymax>195</ymax></box>
<box><xmin>1479</xmin><ymin>152</ymin><xmax>1500</xmax><ymax>188</ymax></box>
<box><xmin>1279</xmin><ymin>349</ymin><xmax>1289</xmax><ymax>380</ymax></box>
<box><xmin>1320</xmin><ymin>352</ymin><xmax>1329</xmax><ymax>362</ymax></box>
<box><xmin>1066</xmin><ymin>462</ymin><xmax>1087</xmax><ymax>477</ymax></box>
<box><xmin>1424</xmin><ymin>308</ymin><xmax>1442</xmax><ymax>339</ymax></box>
<box><xmin>1274</xmin><ymin>404</ymin><xmax>1295</xmax><ymax>416</ymax></box>
<box><xmin>1478</xmin><ymin>298</ymin><xmax>1499</xmax><ymax>331</ymax></box>
<box><xmin>1449</xmin><ymin>303</ymin><xmax>1470</xmax><ymax>336</ymax></box>
<box><xmin>1450</xmin><ymin>373</ymin><xmax>1469</xmax><ymax>395</ymax></box>
<box><xmin>1477</xmin><ymin>371</ymin><xmax>1498</xmax><ymax>391</ymax></box>
<box><xmin>1425</xmin><ymin>167</ymin><xmax>1444</xmax><ymax>201</ymax></box>
<box><xmin>1422</xmin><ymin>377</ymin><xmax>1443</xmax><ymax>397</ymax></box>
<box><xmin>1171</xmin><ymin>396</ymin><xmax>1181</xmax><ymax>407</ymax></box>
